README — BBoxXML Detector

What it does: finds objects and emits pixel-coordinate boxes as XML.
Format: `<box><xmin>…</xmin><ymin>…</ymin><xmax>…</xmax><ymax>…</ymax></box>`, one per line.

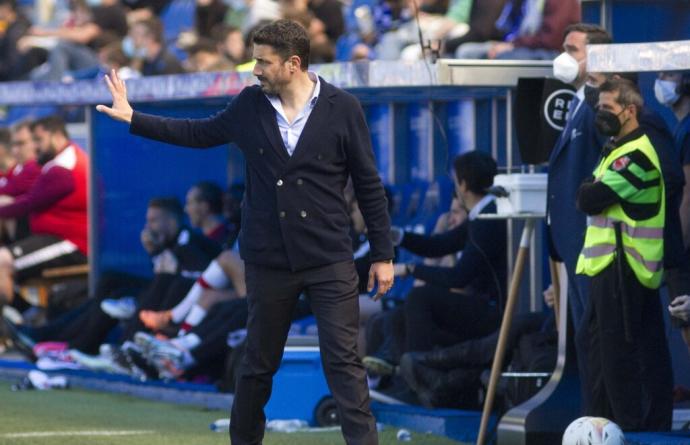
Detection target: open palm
<box><xmin>96</xmin><ymin>69</ymin><xmax>134</xmax><ymax>124</ymax></box>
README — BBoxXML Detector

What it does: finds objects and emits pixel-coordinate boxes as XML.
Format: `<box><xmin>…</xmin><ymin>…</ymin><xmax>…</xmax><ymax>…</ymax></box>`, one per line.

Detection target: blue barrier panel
<box><xmin>90</xmin><ymin>99</ymin><xmax>230</xmax><ymax>278</ymax></box>
<box><xmin>407</xmin><ymin>102</ymin><xmax>433</xmax><ymax>182</ymax></box>
<box><xmin>365</xmin><ymin>103</ymin><xmax>394</xmax><ymax>184</ymax></box>
<box><xmin>446</xmin><ymin>98</ymin><xmax>476</xmax><ymax>159</ymax></box>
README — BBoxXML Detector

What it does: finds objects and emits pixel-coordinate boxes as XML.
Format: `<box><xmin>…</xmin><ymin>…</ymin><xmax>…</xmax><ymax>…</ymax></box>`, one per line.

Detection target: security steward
<box><xmin>576</xmin><ymin>78</ymin><xmax>673</xmax><ymax>431</ymax></box>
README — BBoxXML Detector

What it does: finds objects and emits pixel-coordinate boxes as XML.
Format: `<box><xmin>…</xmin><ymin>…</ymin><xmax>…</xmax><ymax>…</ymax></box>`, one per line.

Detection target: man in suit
<box><xmin>97</xmin><ymin>19</ymin><xmax>394</xmax><ymax>445</ymax></box>
<box><xmin>547</xmin><ymin>23</ymin><xmax>609</xmax><ymax>411</ymax></box>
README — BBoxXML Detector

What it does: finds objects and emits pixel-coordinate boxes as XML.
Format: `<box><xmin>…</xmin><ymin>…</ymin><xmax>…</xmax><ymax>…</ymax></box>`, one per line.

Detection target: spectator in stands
<box><xmin>126</xmin><ymin>18</ymin><xmax>184</xmax><ymax>76</ymax></box>
<box><xmin>0</xmin><ymin>121</ymin><xmax>42</xmax><ymax>242</ymax></box>
<box><xmin>122</xmin><ymin>0</ymin><xmax>172</xmax><ymax>23</ymax></box>
<box><xmin>308</xmin><ymin>0</ymin><xmax>344</xmax><ymax>45</ymax></box>
<box><xmin>184</xmin><ymin>181</ymin><xmax>229</xmax><ymax>244</ymax></box>
<box><xmin>25</xmin><ymin>0</ymin><xmax>128</xmax><ymax>81</ymax></box>
<box><xmin>442</xmin><ymin>0</ymin><xmax>505</xmax><ymax>56</ymax></box>
<box><xmin>184</xmin><ymin>38</ymin><xmax>234</xmax><ymax>72</ymax></box>
<box><xmin>283</xmin><ymin>8</ymin><xmax>335</xmax><ymax>63</ymax></box>
<box><xmin>98</xmin><ymin>40</ymin><xmax>141</xmax><ymax>80</ymax></box>
<box><xmin>212</xmin><ymin>25</ymin><xmax>248</xmax><ymax>66</ymax></box>
<box><xmin>195</xmin><ymin>0</ymin><xmax>228</xmax><ymax>39</ymax></box>
<box><xmin>0</xmin><ymin>116</ymin><xmax>89</xmax><ymax>308</ymax></box>
<box><xmin>349</xmin><ymin>0</ymin><xmax>413</xmax><ymax>60</ymax></box>
<box><xmin>363</xmin><ymin>151</ymin><xmax>506</xmax><ymax>375</ymax></box>
<box><xmin>0</xmin><ymin>0</ymin><xmax>33</xmax><ymax>81</ymax></box>
<box><xmin>454</xmin><ymin>0</ymin><xmax>580</xmax><ymax>60</ymax></box>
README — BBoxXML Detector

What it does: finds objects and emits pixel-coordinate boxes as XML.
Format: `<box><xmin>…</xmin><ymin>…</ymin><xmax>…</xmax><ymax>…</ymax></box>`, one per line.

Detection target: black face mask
<box><xmin>584</xmin><ymin>84</ymin><xmax>599</xmax><ymax>108</ymax></box>
<box><xmin>594</xmin><ymin>109</ymin><xmax>625</xmax><ymax>137</ymax></box>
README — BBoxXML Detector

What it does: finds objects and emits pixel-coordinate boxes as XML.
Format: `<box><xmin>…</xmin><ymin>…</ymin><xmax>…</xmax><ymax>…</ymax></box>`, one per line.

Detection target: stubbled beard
<box><xmin>37</xmin><ymin>148</ymin><xmax>57</xmax><ymax>166</ymax></box>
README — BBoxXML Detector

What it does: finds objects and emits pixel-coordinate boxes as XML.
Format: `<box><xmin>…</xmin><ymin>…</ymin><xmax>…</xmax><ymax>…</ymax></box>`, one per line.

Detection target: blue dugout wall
<box><xmin>0</xmin><ymin>0</ymin><xmax>689</xmax><ymax>403</ymax></box>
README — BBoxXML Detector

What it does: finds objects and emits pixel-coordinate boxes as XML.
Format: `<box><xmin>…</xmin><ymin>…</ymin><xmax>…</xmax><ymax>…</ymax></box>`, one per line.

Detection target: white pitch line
<box><xmin>2</xmin><ymin>430</ymin><xmax>155</xmax><ymax>439</ymax></box>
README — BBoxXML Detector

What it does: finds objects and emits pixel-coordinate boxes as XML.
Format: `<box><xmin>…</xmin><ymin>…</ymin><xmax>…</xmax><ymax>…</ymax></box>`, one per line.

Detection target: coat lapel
<box><xmin>550</xmin><ymin>108</ymin><xmax>579</xmax><ymax>163</ymax></box>
<box><xmin>286</xmin><ymin>78</ymin><xmax>335</xmax><ymax>167</ymax></box>
<box><xmin>257</xmin><ymin>94</ymin><xmax>290</xmax><ymax>163</ymax></box>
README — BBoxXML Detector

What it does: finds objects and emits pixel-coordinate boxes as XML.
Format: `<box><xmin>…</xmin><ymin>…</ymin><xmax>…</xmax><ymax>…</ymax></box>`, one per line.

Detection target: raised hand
<box><xmin>96</xmin><ymin>69</ymin><xmax>134</xmax><ymax>124</ymax></box>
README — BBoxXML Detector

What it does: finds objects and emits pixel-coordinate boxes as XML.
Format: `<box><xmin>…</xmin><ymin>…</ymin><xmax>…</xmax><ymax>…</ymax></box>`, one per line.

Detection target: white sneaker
<box><xmin>36</xmin><ymin>351</ymin><xmax>82</xmax><ymax>371</ymax></box>
<box><xmin>100</xmin><ymin>297</ymin><xmax>137</xmax><ymax>320</ymax></box>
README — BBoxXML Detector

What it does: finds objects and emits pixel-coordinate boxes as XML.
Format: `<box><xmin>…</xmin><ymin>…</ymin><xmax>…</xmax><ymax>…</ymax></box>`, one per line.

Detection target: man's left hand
<box><xmin>368</xmin><ymin>261</ymin><xmax>394</xmax><ymax>301</ymax></box>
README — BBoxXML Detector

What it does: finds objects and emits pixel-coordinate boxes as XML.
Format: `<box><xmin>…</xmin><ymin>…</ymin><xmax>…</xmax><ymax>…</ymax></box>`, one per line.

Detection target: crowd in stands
<box><xmin>0</xmin><ymin>0</ymin><xmax>586</xmax><ymax>83</ymax></box>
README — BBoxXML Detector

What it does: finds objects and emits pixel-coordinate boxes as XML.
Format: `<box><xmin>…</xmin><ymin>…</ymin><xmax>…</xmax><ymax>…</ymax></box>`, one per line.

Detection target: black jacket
<box><xmin>130</xmin><ymin>78</ymin><xmax>393</xmax><ymax>270</ymax></box>
<box><xmin>401</xmin><ymin>200</ymin><xmax>507</xmax><ymax>304</ymax></box>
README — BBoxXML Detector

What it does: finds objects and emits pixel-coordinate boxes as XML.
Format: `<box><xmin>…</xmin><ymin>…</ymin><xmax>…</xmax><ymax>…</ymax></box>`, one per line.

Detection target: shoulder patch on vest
<box><xmin>611</xmin><ymin>155</ymin><xmax>631</xmax><ymax>171</ymax></box>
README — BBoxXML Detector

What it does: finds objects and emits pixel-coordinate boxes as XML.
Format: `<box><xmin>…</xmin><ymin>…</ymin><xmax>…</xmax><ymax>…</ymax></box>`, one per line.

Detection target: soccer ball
<box><xmin>562</xmin><ymin>416</ymin><xmax>626</xmax><ymax>445</ymax></box>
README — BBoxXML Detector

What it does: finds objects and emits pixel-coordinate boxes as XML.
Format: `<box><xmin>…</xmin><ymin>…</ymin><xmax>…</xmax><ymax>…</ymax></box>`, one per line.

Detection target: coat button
<box><xmin>279</xmin><ymin>211</ymin><xmax>286</xmax><ymax>218</ymax></box>
<box><xmin>277</xmin><ymin>179</ymin><xmax>284</xmax><ymax>186</ymax></box>
<box><xmin>259</xmin><ymin>148</ymin><xmax>264</xmax><ymax>154</ymax></box>
<box><xmin>317</xmin><ymin>154</ymin><xmax>323</xmax><ymax>160</ymax></box>
<box><xmin>296</xmin><ymin>178</ymin><xmax>303</xmax><ymax>185</ymax></box>
<box><xmin>299</xmin><ymin>210</ymin><xmax>307</xmax><ymax>218</ymax></box>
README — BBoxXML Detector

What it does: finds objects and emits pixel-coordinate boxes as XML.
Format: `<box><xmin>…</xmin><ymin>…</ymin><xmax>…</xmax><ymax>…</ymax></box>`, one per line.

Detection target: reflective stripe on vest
<box><xmin>576</xmin><ymin>133</ymin><xmax>665</xmax><ymax>289</ymax></box>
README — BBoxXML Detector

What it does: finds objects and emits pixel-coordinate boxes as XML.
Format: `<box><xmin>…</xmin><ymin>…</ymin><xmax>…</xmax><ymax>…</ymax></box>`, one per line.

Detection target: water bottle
<box><xmin>265</xmin><ymin>419</ymin><xmax>308</xmax><ymax>433</ymax></box>
<box><xmin>396</xmin><ymin>428</ymin><xmax>412</xmax><ymax>442</ymax></box>
<box><xmin>209</xmin><ymin>418</ymin><xmax>230</xmax><ymax>432</ymax></box>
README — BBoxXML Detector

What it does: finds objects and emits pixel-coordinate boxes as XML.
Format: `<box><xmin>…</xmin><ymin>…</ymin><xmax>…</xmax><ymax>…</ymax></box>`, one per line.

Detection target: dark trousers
<box><xmin>586</xmin><ymin>260</ymin><xmax>673</xmax><ymax>431</ymax></box>
<box><xmin>404</xmin><ymin>284</ymin><xmax>499</xmax><ymax>352</ymax></box>
<box><xmin>230</xmin><ymin>260</ymin><xmax>377</xmax><ymax>445</ymax></box>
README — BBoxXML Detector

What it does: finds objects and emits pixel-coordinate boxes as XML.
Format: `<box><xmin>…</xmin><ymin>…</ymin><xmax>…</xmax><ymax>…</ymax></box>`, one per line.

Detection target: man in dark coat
<box><xmin>97</xmin><ymin>19</ymin><xmax>394</xmax><ymax>445</ymax></box>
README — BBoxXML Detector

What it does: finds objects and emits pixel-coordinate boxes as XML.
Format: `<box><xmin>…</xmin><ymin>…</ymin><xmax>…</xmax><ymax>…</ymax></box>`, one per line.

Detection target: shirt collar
<box><xmin>307</xmin><ymin>71</ymin><xmax>320</xmax><ymax>108</ymax></box>
<box><xmin>469</xmin><ymin>194</ymin><xmax>495</xmax><ymax>220</ymax></box>
<box><xmin>265</xmin><ymin>71</ymin><xmax>320</xmax><ymax>109</ymax></box>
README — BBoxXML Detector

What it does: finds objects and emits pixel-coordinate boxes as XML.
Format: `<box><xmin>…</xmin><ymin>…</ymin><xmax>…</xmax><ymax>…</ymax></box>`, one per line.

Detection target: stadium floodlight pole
<box><xmin>476</xmin><ymin>219</ymin><xmax>535</xmax><ymax>445</ymax></box>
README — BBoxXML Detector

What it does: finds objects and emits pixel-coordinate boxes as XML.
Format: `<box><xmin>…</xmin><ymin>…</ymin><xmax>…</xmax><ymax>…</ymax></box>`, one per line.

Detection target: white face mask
<box><xmin>654</xmin><ymin>79</ymin><xmax>680</xmax><ymax>107</ymax></box>
<box><xmin>553</xmin><ymin>52</ymin><xmax>581</xmax><ymax>84</ymax></box>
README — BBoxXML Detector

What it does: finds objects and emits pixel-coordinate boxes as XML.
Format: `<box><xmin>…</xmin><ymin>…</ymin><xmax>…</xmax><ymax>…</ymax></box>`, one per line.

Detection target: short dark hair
<box><xmin>252</xmin><ymin>19</ymin><xmax>310</xmax><ymax>70</ymax></box>
<box><xmin>0</xmin><ymin>0</ymin><xmax>18</xmax><ymax>12</ymax></box>
<box><xmin>453</xmin><ymin>151</ymin><xmax>497</xmax><ymax>195</ymax></box>
<box><xmin>211</xmin><ymin>25</ymin><xmax>241</xmax><ymax>45</ymax></box>
<box><xmin>31</xmin><ymin>115</ymin><xmax>69</xmax><ymax>138</ymax></box>
<box><xmin>148</xmin><ymin>197</ymin><xmax>184</xmax><ymax>223</ymax></box>
<box><xmin>11</xmin><ymin>120</ymin><xmax>32</xmax><ymax>135</ymax></box>
<box><xmin>564</xmin><ymin>23</ymin><xmax>612</xmax><ymax>45</ymax></box>
<box><xmin>134</xmin><ymin>18</ymin><xmax>164</xmax><ymax>45</ymax></box>
<box><xmin>192</xmin><ymin>181</ymin><xmax>223</xmax><ymax>214</ymax></box>
<box><xmin>600</xmin><ymin>78</ymin><xmax>644</xmax><ymax>113</ymax></box>
<box><xmin>0</xmin><ymin>128</ymin><xmax>10</xmax><ymax>149</ymax></box>
<box><xmin>187</xmin><ymin>38</ymin><xmax>218</xmax><ymax>56</ymax></box>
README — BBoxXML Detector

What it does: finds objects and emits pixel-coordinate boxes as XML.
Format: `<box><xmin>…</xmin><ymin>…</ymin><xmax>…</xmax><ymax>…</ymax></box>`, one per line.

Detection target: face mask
<box><xmin>654</xmin><ymin>79</ymin><xmax>680</xmax><ymax>107</ymax></box>
<box><xmin>553</xmin><ymin>52</ymin><xmax>581</xmax><ymax>84</ymax></box>
<box><xmin>595</xmin><ymin>109</ymin><xmax>626</xmax><ymax>137</ymax></box>
<box><xmin>86</xmin><ymin>0</ymin><xmax>102</xmax><ymax>7</ymax></box>
<box><xmin>584</xmin><ymin>83</ymin><xmax>599</xmax><ymax>108</ymax></box>
<box><xmin>122</xmin><ymin>36</ymin><xmax>146</xmax><ymax>59</ymax></box>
